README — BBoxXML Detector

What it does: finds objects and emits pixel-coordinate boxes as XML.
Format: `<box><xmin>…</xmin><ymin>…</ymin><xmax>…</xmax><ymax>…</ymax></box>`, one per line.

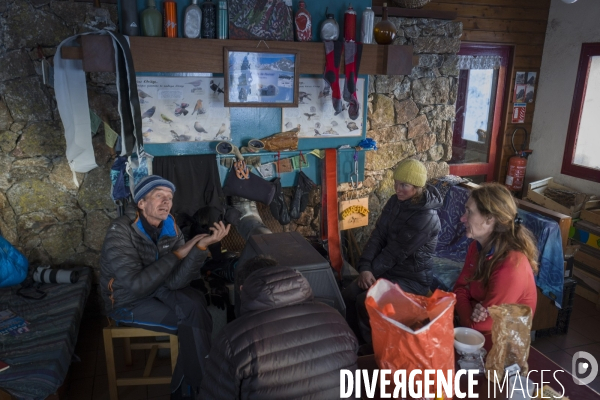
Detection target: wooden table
<box><xmin>356</xmin><ymin>347</ymin><xmax>600</xmax><ymax>399</ymax></box>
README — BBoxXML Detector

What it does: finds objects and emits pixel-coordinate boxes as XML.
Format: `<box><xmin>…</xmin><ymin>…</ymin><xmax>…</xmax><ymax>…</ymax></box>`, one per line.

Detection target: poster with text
<box><xmin>137</xmin><ymin>76</ymin><xmax>230</xmax><ymax>144</ymax></box>
<box><xmin>282</xmin><ymin>77</ymin><xmax>365</xmax><ymax>138</ymax></box>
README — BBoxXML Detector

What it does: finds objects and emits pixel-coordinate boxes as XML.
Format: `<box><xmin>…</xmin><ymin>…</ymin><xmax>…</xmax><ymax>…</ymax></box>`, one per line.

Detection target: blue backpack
<box><xmin>0</xmin><ymin>235</ymin><xmax>28</xmax><ymax>288</ymax></box>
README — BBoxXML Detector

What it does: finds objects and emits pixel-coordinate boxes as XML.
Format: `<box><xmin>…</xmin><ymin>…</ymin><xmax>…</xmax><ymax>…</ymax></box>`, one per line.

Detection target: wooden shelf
<box><xmin>61</xmin><ymin>36</ymin><xmax>416</xmax><ymax>76</ymax></box>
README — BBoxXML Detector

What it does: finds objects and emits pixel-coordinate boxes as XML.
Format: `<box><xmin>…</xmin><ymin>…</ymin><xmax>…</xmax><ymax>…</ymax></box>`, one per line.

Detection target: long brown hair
<box><xmin>468</xmin><ymin>183</ymin><xmax>538</xmax><ymax>286</ymax></box>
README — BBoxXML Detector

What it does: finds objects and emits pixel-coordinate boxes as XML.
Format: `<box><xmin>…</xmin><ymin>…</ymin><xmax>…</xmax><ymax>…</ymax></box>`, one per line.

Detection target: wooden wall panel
<box><xmin>373</xmin><ymin>0</ymin><xmax>551</xmax><ymax>186</ymax></box>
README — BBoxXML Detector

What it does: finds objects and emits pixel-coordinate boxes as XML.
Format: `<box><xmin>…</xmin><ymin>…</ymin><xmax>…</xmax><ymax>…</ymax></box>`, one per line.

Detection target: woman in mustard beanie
<box><xmin>342</xmin><ymin>158</ymin><xmax>443</xmax><ymax>344</ymax></box>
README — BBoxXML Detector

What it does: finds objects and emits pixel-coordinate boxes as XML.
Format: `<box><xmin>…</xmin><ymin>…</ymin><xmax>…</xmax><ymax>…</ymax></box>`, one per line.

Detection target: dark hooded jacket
<box><xmin>199</xmin><ymin>266</ymin><xmax>358</xmax><ymax>400</ymax></box>
<box><xmin>358</xmin><ymin>184</ymin><xmax>442</xmax><ymax>295</ymax></box>
<box><xmin>99</xmin><ymin>204</ymin><xmax>207</xmax><ymax>312</ymax></box>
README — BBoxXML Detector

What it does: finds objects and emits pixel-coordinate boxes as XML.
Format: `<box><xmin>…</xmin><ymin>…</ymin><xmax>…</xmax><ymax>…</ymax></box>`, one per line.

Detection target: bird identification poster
<box><xmin>281</xmin><ymin>77</ymin><xmax>364</xmax><ymax>138</ymax></box>
<box><xmin>136</xmin><ymin>76</ymin><xmax>231</xmax><ymax>143</ymax></box>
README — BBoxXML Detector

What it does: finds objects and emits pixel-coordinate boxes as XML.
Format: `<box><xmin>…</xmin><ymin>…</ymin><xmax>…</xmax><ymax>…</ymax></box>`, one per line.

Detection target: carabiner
<box><xmin>350</xmin><ymin>149</ymin><xmax>359</xmax><ymax>189</ymax></box>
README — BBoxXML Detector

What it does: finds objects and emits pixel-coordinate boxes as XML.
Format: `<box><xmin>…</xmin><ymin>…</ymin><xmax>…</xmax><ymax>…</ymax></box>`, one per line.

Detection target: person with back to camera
<box><xmin>454</xmin><ymin>183</ymin><xmax>538</xmax><ymax>346</ymax></box>
<box><xmin>99</xmin><ymin>175</ymin><xmax>230</xmax><ymax>399</ymax></box>
<box><xmin>342</xmin><ymin>158</ymin><xmax>443</xmax><ymax>344</ymax></box>
<box><xmin>199</xmin><ymin>256</ymin><xmax>359</xmax><ymax>400</ymax></box>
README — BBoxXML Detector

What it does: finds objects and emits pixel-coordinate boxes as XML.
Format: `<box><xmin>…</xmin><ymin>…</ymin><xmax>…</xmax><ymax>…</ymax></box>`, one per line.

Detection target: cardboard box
<box><xmin>525</xmin><ymin>177</ymin><xmax>595</xmax><ymax>218</ymax></box>
<box><xmin>574</xmin><ymin>251</ymin><xmax>600</xmax><ymax>275</ymax></box>
<box><xmin>569</xmin><ymin>225</ymin><xmax>600</xmax><ymax>250</ymax></box>
<box><xmin>581</xmin><ymin>200</ymin><xmax>600</xmax><ymax>226</ymax></box>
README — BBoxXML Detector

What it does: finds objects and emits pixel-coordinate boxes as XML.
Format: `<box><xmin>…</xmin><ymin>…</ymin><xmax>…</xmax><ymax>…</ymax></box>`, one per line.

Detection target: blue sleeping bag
<box><xmin>0</xmin><ymin>235</ymin><xmax>28</xmax><ymax>288</ymax></box>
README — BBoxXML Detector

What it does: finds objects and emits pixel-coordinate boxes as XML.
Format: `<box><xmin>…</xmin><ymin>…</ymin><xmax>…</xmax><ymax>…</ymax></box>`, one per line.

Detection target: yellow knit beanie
<box><xmin>393</xmin><ymin>159</ymin><xmax>427</xmax><ymax>187</ymax></box>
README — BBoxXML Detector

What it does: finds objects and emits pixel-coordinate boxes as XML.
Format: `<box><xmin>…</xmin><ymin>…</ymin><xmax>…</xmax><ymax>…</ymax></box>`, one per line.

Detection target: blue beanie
<box><xmin>133</xmin><ymin>175</ymin><xmax>176</xmax><ymax>203</ymax></box>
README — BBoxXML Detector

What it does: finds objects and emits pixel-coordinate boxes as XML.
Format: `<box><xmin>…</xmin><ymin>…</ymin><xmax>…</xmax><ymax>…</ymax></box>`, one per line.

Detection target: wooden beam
<box><xmin>82</xmin><ymin>35</ymin><xmax>115</xmax><ymax>72</ymax></box>
<box><xmin>60</xmin><ymin>46</ymin><xmax>83</xmax><ymax>60</ymax></box>
<box><xmin>61</xmin><ymin>36</ymin><xmax>415</xmax><ymax>75</ymax></box>
<box><xmin>371</xmin><ymin>6</ymin><xmax>457</xmax><ymax>20</ymax></box>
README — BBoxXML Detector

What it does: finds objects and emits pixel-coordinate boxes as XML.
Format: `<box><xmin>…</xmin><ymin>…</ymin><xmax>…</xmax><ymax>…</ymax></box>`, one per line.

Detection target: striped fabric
<box><xmin>0</xmin><ymin>268</ymin><xmax>91</xmax><ymax>399</ymax></box>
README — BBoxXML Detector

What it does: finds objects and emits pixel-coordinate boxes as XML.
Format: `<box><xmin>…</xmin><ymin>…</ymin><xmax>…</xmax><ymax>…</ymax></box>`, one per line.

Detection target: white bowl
<box><xmin>454</xmin><ymin>327</ymin><xmax>485</xmax><ymax>354</ymax></box>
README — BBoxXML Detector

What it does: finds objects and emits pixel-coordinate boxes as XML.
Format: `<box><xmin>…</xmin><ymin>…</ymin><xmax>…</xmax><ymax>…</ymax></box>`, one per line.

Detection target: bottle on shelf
<box><xmin>183</xmin><ymin>0</ymin><xmax>202</xmax><ymax>39</ymax></box>
<box><xmin>344</xmin><ymin>4</ymin><xmax>357</xmax><ymax>42</ymax></box>
<box><xmin>361</xmin><ymin>6</ymin><xmax>374</xmax><ymax>44</ymax></box>
<box><xmin>201</xmin><ymin>0</ymin><xmax>217</xmax><ymax>39</ymax></box>
<box><xmin>141</xmin><ymin>0</ymin><xmax>163</xmax><ymax>37</ymax></box>
<box><xmin>121</xmin><ymin>0</ymin><xmax>140</xmax><ymax>36</ymax></box>
<box><xmin>163</xmin><ymin>0</ymin><xmax>178</xmax><ymax>38</ymax></box>
<box><xmin>217</xmin><ymin>0</ymin><xmax>228</xmax><ymax>39</ymax></box>
<box><xmin>294</xmin><ymin>0</ymin><xmax>312</xmax><ymax>42</ymax></box>
<box><xmin>374</xmin><ymin>2</ymin><xmax>397</xmax><ymax>45</ymax></box>
<box><xmin>319</xmin><ymin>8</ymin><xmax>339</xmax><ymax>41</ymax></box>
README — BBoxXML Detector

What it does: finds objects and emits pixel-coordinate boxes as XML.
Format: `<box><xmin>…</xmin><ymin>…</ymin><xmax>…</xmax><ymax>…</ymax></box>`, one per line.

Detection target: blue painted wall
<box><xmin>141</xmin><ymin>73</ymin><xmax>369</xmax><ymax>187</ymax></box>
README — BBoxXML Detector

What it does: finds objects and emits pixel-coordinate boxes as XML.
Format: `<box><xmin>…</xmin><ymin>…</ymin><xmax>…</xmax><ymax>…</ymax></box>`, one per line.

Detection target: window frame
<box><xmin>448</xmin><ymin>44</ymin><xmax>511</xmax><ymax>181</ymax></box>
<box><xmin>561</xmin><ymin>43</ymin><xmax>600</xmax><ymax>183</ymax></box>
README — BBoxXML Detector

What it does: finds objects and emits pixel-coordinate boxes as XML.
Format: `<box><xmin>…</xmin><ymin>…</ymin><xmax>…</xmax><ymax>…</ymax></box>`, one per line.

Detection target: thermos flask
<box><xmin>163</xmin><ymin>0</ymin><xmax>178</xmax><ymax>37</ymax></box>
<box><xmin>344</xmin><ymin>4</ymin><xmax>357</xmax><ymax>42</ymax></box>
<box><xmin>121</xmin><ymin>0</ymin><xmax>140</xmax><ymax>36</ymax></box>
<box><xmin>361</xmin><ymin>7</ymin><xmax>375</xmax><ymax>44</ymax></box>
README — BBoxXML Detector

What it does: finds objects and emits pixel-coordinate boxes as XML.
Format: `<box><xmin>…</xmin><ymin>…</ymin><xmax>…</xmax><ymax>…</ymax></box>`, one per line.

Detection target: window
<box><xmin>562</xmin><ymin>43</ymin><xmax>600</xmax><ymax>182</ymax></box>
<box><xmin>449</xmin><ymin>44</ymin><xmax>510</xmax><ymax>181</ymax></box>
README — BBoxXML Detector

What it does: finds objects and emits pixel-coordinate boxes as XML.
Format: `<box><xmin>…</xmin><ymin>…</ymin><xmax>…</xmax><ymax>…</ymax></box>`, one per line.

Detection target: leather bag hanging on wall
<box><xmin>222</xmin><ymin>168</ymin><xmax>276</xmax><ymax>205</ymax></box>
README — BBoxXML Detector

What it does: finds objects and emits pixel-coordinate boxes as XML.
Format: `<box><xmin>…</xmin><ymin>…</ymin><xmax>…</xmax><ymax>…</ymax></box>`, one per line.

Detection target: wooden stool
<box><xmin>103</xmin><ymin>320</ymin><xmax>178</xmax><ymax>400</ymax></box>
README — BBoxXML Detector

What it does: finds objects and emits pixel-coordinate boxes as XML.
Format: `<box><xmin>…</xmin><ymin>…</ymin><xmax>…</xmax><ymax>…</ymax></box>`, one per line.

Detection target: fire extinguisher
<box><xmin>505</xmin><ymin>127</ymin><xmax>533</xmax><ymax>192</ymax></box>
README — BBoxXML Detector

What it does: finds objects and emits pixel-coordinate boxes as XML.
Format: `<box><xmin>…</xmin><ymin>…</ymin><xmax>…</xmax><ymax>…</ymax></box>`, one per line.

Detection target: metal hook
<box><xmin>350</xmin><ymin>149</ymin><xmax>359</xmax><ymax>189</ymax></box>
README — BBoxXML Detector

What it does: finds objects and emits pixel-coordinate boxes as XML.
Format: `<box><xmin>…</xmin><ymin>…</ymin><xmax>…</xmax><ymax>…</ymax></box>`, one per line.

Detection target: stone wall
<box><xmin>0</xmin><ymin>3</ymin><xmax>460</xmax><ymax>282</ymax></box>
<box><xmin>0</xmin><ymin>0</ymin><xmax>118</xmax><ymax>282</ymax></box>
<box><xmin>339</xmin><ymin>17</ymin><xmax>462</xmax><ymax>250</ymax></box>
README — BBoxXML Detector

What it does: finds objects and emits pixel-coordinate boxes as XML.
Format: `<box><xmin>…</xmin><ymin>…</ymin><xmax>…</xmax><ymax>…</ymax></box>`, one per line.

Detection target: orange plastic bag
<box><xmin>365</xmin><ymin>279</ymin><xmax>457</xmax><ymax>395</ymax></box>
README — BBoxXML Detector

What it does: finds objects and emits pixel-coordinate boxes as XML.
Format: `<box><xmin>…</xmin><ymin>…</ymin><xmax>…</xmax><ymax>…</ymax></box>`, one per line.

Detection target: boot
<box><xmin>269</xmin><ymin>178</ymin><xmax>290</xmax><ymax>226</ymax></box>
<box><xmin>232</xmin><ymin>197</ymin><xmax>272</xmax><ymax>240</ymax></box>
<box><xmin>289</xmin><ymin>171</ymin><xmax>315</xmax><ymax>219</ymax></box>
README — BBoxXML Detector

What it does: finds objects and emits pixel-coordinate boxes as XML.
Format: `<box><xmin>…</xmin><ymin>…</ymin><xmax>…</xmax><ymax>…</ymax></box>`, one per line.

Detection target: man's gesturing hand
<box><xmin>197</xmin><ymin>221</ymin><xmax>231</xmax><ymax>249</ymax></box>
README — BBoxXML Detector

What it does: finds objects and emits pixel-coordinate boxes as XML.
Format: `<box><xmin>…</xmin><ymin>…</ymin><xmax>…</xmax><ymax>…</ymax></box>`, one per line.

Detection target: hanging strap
<box><xmin>107</xmin><ymin>31</ymin><xmax>144</xmax><ymax>156</ymax></box>
<box><xmin>276</xmin><ymin>151</ymin><xmax>281</xmax><ymax>177</ymax></box>
<box><xmin>299</xmin><ymin>150</ymin><xmax>305</xmax><ymax>171</ymax></box>
<box><xmin>321</xmin><ymin>149</ymin><xmax>344</xmax><ymax>278</ymax></box>
<box><xmin>54</xmin><ymin>30</ymin><xmax>143</xmax><ymax>176</ymax></box>
<box><xmin>54</xmin><ymin>33</ymin><xmax>99</xmax><ymax>174</ymax></box>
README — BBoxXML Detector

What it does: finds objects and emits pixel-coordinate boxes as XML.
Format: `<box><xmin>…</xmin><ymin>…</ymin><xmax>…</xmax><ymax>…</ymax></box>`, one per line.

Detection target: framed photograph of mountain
<box><xmin>224</xmin><ymin>48</ymin><xmax>299</xmax><ymax>108</ymax></box>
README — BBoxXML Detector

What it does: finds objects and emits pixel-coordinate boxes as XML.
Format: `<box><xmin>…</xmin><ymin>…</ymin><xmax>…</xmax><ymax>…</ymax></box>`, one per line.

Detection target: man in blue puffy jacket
<box><xmin>100</xmin><ymin>175</ymin><xmax>230</xmax><ymax>399</ymax></box>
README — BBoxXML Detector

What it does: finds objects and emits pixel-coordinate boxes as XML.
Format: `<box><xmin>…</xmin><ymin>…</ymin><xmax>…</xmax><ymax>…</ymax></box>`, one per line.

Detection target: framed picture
<box><xmin>224</xmin><ymin>48</ymin><xmax>299</xmax><ymax>107</ymax></box>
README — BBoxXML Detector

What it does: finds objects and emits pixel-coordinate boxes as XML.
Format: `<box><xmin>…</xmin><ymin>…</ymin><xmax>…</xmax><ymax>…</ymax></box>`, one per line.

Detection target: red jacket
<box><xmin>454</xmin><ymin>241</ymin><xmax>537</xmax><ymax>338</ymax></box>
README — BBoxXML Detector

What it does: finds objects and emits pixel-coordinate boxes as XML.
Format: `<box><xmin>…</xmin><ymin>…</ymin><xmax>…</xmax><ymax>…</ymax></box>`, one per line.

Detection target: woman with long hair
<box><xmin>454</xmin><ymin>183</ymin><xmax>538</xmax><ymax>337</ymax></box>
